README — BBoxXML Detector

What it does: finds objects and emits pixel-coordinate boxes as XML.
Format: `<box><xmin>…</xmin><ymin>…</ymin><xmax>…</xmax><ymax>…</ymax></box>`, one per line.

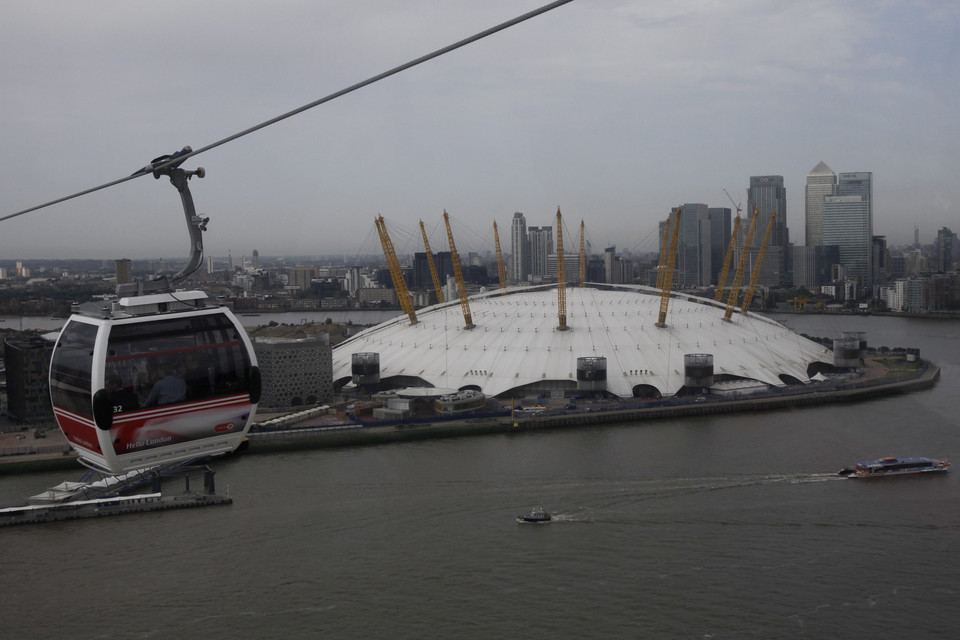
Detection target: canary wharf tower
<box><xmin>805</xmin><ymin>161</ymin><xmax>837</xmax><ymax>246</ymax></box>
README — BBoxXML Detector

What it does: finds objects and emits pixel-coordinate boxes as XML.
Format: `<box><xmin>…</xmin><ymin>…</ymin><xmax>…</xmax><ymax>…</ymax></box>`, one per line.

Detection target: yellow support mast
<box><xmin>739</xmin><ymin>212</ymin><xmax>775</xmax><ymax>317</ymax></box>
<box><xmin>578</xmin><ymin>220</ymin><xmax>586</xmax><ymax>286</ymax></box>
<box><xmin>556</xmin><ymin>207</ymin><xmax>568</xmax><ymax>330</ymax></box>
<box><xmin>493</xmin><ymin>221</ymin><xmax>508</xmax><ymax>293</ymax></box>
<box><xmin>375</xmin><ymin>215</ymin><xmax>417</xmax><ymax>325</ymax></box>
<box><xmin>656</xmin><ymin>206</ymin><xmax>682</xmax><ymax>328</ymax></box>
<box><xmin>723</xmin><ymin>209</ymin><xmax>759</xmax><ymax>322</ymax></box>
<box><xmin>443</xmin><ymin>210</ymin><xmax>474</xmax><ymax>329</ymax></box>
<box><xmin>419</xmin><ymin>219</ymin><xmax>445</xmax><ymax>304</ymax></box>
<box><xmin>714</xmin><ymin>214</ymin><xmax>742</xmax><ymax>302</ymax></box>
<box><xmin>655</xmin><ymin>220</ymin><xmax>671</xmax><ymax>290</ymax></box>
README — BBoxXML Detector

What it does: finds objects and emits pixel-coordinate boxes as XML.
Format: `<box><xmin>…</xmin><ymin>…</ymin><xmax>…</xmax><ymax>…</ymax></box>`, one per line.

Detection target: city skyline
<box><xmin>1</xmin><ymin>2</ymin><xmax>958</xmax><ymax>260</ymax></box>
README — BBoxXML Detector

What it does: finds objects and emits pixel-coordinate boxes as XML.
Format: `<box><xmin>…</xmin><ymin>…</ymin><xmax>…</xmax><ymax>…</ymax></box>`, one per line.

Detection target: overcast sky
<box><xmin>1</xmin><ymin>1</ymin><xmax>958</xmax><ymax>261</ymax></box>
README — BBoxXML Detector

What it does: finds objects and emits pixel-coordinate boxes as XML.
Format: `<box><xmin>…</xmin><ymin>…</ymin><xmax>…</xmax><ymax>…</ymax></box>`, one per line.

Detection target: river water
<box><xmin>2</xmin><ymin>313</ymin><xmax>959</xmax><ymax>638</ymax></box>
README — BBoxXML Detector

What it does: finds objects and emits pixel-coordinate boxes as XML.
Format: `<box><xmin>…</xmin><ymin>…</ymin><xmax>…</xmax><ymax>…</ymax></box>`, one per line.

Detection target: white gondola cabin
<box><xmin>49</xmin><ymin>292</ymin><xmax>260</xmax><ymax>474</ymax></box>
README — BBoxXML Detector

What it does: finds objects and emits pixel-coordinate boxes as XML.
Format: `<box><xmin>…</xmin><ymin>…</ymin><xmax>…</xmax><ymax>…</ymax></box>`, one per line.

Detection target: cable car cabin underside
<box><xmin>50</xmin><ymin>291</ymin><xmax>261</xmax><ymax>475</ymax></box>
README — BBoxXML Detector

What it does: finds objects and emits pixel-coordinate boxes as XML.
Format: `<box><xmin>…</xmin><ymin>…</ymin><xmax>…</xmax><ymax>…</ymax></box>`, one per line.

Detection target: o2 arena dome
<box><xmin>331</xmin><ymin>283</ymin><xmax>834</xmax><ymax>399</ymax></box>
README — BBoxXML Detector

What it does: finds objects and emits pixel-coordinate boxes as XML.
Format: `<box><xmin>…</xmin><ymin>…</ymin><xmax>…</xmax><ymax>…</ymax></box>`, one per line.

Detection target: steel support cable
<box><xmin>1</xmin><ymin>0</ymin><xmax>575</xmax><ymax>223</ymax></box>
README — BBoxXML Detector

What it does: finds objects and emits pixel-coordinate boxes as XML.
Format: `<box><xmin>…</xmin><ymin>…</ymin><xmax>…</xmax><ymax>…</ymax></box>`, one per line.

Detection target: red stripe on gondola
<box><xmin>105</xmin><ymin>340</ymin><xmax>243</xmax><ymax>363</ymax></box>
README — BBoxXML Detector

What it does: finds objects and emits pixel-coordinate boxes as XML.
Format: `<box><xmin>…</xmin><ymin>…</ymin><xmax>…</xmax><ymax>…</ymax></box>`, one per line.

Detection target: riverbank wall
<box><xmin>0</xmin><ymin>357</ymin><xmax>941</xmax><ymax>475</ymax></box>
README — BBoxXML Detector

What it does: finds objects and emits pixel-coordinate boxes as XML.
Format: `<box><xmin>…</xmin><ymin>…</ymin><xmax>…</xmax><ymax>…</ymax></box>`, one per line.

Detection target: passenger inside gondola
<box><xmin>143</xmin><ymin>361</ymin><xmax>187</xmax><ymax>406</ymax></box>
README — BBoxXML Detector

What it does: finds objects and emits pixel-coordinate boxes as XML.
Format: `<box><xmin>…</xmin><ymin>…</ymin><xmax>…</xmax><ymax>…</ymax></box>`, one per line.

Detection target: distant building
<box><xmin>288</xmin><ymin>266</ymin><xmax>319</xmax><ymax>291</ymax></box>
<box><xmin>510</xmin><ymin>212</ymin><xmax>528</xmax><ymax>283</ymax></box>
<box><xmin>824</xmin><ymin>194</ymin><xmax>871</xmax><ymax>289</ymax></box>
<box><xmin>115</xmin><ymin>259</ymin><xmax>132</xmax><ymax>285</ymax></box>
<box><xmin>253</xmin><ymin>334</ymin><xmax>333</xmax><ymax>409</ymax></box>
<box><xmin>935</xmin><ymin>227</ymin><xmax>953</xmax><ymax>273</ymax></box>
<box><xmin>3</xmin><ymin>334</ymin><xmax>55</xmax><ymax>425</ymax></box>
<box><xmin>707</xmin><ymin>207</ymin><xmax>732</xmax><ymax>285</ymax></box>
<box><xmin>804</xmin><ymin>161</ymin><xmax>837</xmax><ymax>247</ymax></box>
<box><xmin>528</xmin><ymin>226</ymin><xmax>554</xmax><ymax>279</ymax></box>
<box><xmin>667</xmin><ymin>203</ymin><xmax>711</xmax><ymax>287</ymax></box>
<box><xmin>746</xmin><ymin>175</ymin><xmax>788</xmax><ymax>284</ymax></box>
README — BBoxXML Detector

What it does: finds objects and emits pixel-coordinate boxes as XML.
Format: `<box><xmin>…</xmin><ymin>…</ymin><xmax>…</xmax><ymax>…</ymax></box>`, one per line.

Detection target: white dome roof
<box><xmin>331</xmin><ymin>283</ymin><xmax>834</xmax><ymax>398</ymax></box>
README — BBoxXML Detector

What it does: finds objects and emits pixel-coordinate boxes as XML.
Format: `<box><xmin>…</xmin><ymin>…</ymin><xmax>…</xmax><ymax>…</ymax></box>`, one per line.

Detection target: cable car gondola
<box><xmin>48</xmin><ymin>150</ymin><xmax>260</xmax><ymax>474</ymax></box>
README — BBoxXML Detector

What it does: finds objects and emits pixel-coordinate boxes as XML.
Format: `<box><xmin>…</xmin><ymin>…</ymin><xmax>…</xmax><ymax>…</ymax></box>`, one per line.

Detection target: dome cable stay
<box><xmin>0</xmin><ymin>0</ymin><xmax>575</xmax><ymax>224</ymax></box>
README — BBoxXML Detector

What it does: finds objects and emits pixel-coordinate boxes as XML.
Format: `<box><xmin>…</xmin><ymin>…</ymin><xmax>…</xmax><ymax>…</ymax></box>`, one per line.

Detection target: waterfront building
<box><xmin>872</xmin><ymin>236</ymin><xmax>888</xmax><ymax>286</ymax></box>
<box><xmin>804</xmin><ymin>161</ymin><xmax>837</xmax><ymax>247</ymax></box>
<box><xmin>2</xmin><ymin>334</ymin><xmax>54</xmax><ymax>425</ymax></box>
<box><xmin>253</xmin><ymin>333</ymin><xmax>333</xmax><ymax>409</ymax></box>
<box><xmin>935</xmin><ymin>227</ymin><xmax>953</xmax><ymax>273</ymax></box>
<box><xmin>823</xmin><ymin>194</ymin><xmax>872</xmax><ymax>289</ymax></box>
<box><xmin>331</xmin><ymin>284</ymin><xmax>833</xmax><ymax>401</ymax></box>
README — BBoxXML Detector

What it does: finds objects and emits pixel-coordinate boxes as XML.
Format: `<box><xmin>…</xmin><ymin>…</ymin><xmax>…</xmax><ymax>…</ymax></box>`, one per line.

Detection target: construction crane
<box><xmin>723</xmin><ymin>209</ymin><xmax>759</xmax><ymax>322</ymax></box>
<box><xmin>788</xmin><ymin>296</ymin><xmax>810</xmax><ymax>311</ymax></box>
<box><xmin>375</xmin><ymin>215</ymin><xmax>417</xmax><ymax>325</ymax></box>
<box><xmin>656</xmin><ymin>206</ymin><xmax>682</xmax><ymax>328</ymax></box>
<box><xmin>578</xmin><ymin>220</ymin><xmax>586</xmax><ymax>286</ymax></box>
<box><xmin>419</xmin><ymin>219</ymin><xmax>445</xmax><ymax>304</ymax></box>
<box><xmin>556</xmin><ymin>207</ymin><xmax>568</xmax><ymax>330</ymax></box>
<box><xmin>443</xmin><ymin>210</ymin><xmax>474</xmax><ymax>329</ymax></box>
<box><xmin>723</xmin><ymin>188</ymin><xmax>742</xmax><ymax>217</ymax></box>
<box><xmin>714</xmin><ymin>214</ymin><xmax>741</xmax><ymax>302</ymax></box>
<box><xmin>715</xmin><ymin>188</ymin><xmax>743</xmax><ymax>301</ymax></box>
<box><xmin>740</xmin><ymin>212</ymin><xmax>775</xmax><ymax>317</ymax></box>
<box><xmin>493</xmin><ymin>220</ymin><xmax>508</xmax><ymax>293</ymax></box>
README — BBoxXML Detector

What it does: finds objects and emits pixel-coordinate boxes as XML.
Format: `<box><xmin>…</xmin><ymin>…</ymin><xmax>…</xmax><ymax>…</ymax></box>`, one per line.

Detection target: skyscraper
<box><xmin>707</xmin><ymin>207</ymin><xmax>732</xmax><ymax>285</ymax></box>
<box><xmin>834</xmin><ymin>171</ymin><xmax>874</xmax><ymax>288</ymax></box>
<box><xmin>668</xmin><ymin>203</ymin><xmax>711</xmax><ymax>287</ymax></box>
<box><xmin>823</xmin><ymin>195</ymin><xmax>871</xmax><ymax>288</ymax></box>
<box><xmin>804</xmin><ymin>161</ymin><xmax>837</xmax><ymax>247</ymax></box>
<box><xmin>746</xmin><ymin>175</ymin><xmax>788</xmax><ymax>285</ymax></box>
<box><xmin>935</xmin><ymin>227</ymin><xmax>953</xmax><ymax>273</ymax></box>
<box><xmin>527</xmin><ymin>225</ymin><xmax>554</xmax><ymax>279</ymax></box>
<box><xmin>510</xmin><ymin>212</ymin><xmax>528</xmax><ymax>283</ymax></box>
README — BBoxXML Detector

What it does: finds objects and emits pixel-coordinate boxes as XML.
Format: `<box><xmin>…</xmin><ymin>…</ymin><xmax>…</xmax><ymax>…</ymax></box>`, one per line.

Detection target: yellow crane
<box><xmin>723</xmin><ymin>209</ymin><xmax>759</xmax><ymax>322</ymax></box>
<box><xmin>375</xmin><ymin>215</ymin><xmax>417</xmax><ymax>325</ymax></box>
<box><xmin>656</xmin><ymin>206</ymin><xmax>682</xmax><ymax>328</ymax></box>
<box><xmin>556</xmin><ymin>207</ymin><xmax>568</xmax><ymax>330</ymax></box>
<box><xmin>443</xmin><ymin>210</ymin><xmax>474</xmax><ymax>329</ymax></box>
<box><xmin>714</xmin><ymin>214</ymin><xmax>741</xmax><ymax>302</ymax></box>
<box><xmin>716</xmin><ymin>188</ymin><xmax>743</xmax><ymax>302</ymax></box>
<box><xmin>578</xmin><ymin>220</ymin><xmax>586</xmax><ymax>286</ymax></box>
<box><xmin>419</xmin><ymin>219</ymin><xmax>445</xmax><ymax>304</ymax></box>
<box><xmin>493</xmin><ymin>220</ymin><xmax>508</xmax><ymax>293</ymax></box>
<box><xmin>740</xmin><ymin>212</ymin><xmax>775</xmax><ymax>317</ymax></box>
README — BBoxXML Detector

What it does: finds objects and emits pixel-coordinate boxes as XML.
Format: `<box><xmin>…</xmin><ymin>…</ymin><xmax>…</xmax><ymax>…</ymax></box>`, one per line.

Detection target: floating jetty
<box><xmin>0</xmin><ymin>465</ymin><xmax>230</xmax><ymax>527</ymax></box>
<box><xmin>0</xmin><ymin>491</ymin><xmax>231</xmax><ymax>527</ymax></box>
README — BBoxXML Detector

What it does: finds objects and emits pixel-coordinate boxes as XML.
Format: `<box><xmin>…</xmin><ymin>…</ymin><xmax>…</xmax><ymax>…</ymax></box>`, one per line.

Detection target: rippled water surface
<box><xmin>3</xmin><ymin>314</ymin><xmax>960</xmax><ymax>639</ymax></box>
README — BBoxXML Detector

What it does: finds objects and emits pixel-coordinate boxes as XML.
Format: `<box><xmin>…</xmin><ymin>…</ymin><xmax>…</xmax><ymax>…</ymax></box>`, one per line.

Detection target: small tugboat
<box><xmin>839</xmin><ymin>456</ymin><xmax>950</xmax><ymax>478</ymax></box>
<box><xmin>517</xmin><ymin>506</ymin><xmax>551</xmax><ymax>523</ymax></box>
